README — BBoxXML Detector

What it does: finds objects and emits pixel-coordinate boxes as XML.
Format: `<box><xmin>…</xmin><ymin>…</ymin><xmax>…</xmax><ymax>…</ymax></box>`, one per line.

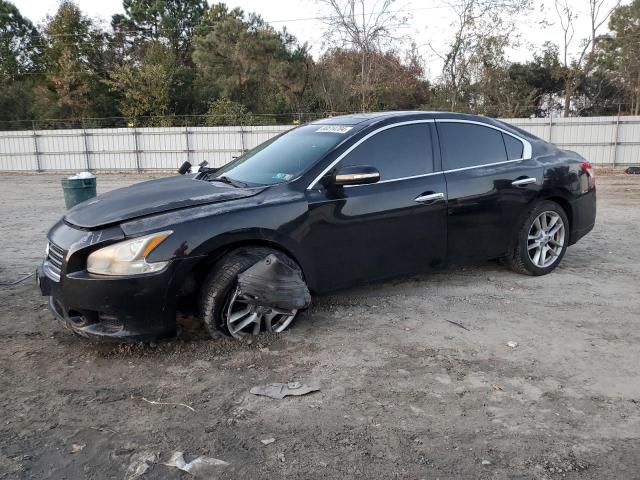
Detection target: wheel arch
<box><xmin>536</xmin><ymin>191</ymin><xmax>574</xmax><ymax>242</ymax></box>
<box><xmin>505</xmin><ymin>191</ymin><xmax>574</xmax><ymax>256</ymax></box>
<box><xmin>187</xmin><ymin>236</ymin><xmax>316</xmax><ymax>298</ymax></box>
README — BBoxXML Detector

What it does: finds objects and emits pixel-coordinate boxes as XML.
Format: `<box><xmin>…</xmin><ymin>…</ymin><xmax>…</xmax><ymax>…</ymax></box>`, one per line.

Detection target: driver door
<box><xmin>304</xmin><ymin>122</ymin><xmax>448</xmax><ymax>291</ymax></box>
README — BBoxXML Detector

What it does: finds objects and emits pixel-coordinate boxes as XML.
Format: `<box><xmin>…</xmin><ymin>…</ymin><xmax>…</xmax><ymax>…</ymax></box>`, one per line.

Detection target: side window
<box><xmin>503</xmin><ymin>133</ymin><xmax>524</xmax><ymax>160</ymax></box>
<box><xmin>438</xmin><ymin>122</ymin><xmax>507</xmax><ymax>170</ymax></box>
<box><xmin>340</xmin><ymin>124</ymin><xmax>433</xmax><ymax>180</ymax></box>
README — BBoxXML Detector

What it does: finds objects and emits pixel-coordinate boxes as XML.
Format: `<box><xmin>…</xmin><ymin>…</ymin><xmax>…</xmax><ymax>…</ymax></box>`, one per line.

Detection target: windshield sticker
<box><xmin>273</xmin><ymin>173</ymin><xmax>294</xmax><ymax>181</ymax></box>
<box><xmin>316</xmin><ymin>125</ymin><xmax>353</xmax><ymax>134</ymax></box>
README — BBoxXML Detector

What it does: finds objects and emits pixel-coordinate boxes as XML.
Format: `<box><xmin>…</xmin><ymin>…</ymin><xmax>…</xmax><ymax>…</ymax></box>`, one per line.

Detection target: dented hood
<box><xmin>64</xmin><ymin>175</ymin><xmax>265</xmax><ymax>229</ymax></box>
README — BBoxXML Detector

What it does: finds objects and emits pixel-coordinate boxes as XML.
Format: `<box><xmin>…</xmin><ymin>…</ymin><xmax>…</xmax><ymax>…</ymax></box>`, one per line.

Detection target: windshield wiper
<box><xmin>210</xmin><ymin>175</ymin><xmax>250</xmax><ymax>188</ymax></box>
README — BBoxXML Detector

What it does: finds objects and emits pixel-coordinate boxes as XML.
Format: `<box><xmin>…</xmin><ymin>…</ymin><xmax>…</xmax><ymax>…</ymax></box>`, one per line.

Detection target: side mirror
<box><xmin>332</xmin><ymin>165</ymin><xmax>380</xmax><ymax>186</ymax></box>
<box><xmin>177</xmin><ymin>161</ymin><xmax>192</xmax><ymax>175</ymax></box>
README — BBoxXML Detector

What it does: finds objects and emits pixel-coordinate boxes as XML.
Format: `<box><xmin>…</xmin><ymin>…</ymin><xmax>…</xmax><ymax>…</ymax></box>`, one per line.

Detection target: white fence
<box><xmin>0</xmin><ymin>116</ymin><xmax>638</xmax><ymax>172</ymax></box>
<box><xmin>508</xmin><ymin>116</ymin><xmax>640</xmax><ymax>166</ymax></box>
<box><xmin>0</xmin><ymin>125</ymin><xmax>293</xmax><ymax>172</ymax></box>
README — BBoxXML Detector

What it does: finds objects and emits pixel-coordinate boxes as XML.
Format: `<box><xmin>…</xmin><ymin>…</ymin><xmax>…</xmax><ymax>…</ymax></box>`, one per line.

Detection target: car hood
<box><xmin>64</xmin><ymin>175</ymin><xmax>266</xmax><ymax>229</ymax></box>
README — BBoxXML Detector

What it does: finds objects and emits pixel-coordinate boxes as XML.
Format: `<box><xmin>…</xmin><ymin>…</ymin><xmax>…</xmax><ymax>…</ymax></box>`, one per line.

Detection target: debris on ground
<box><xmin>277</xmin><ymin>452</ymin><xmax>286</xmax><ymax>462</ymax></box>
<box><xmin>445</xmin><ymin>319</ymin><xmax>470</xmax><ymax>331</ymax></box>
<box><xmin>163</xmin><ymin>451</ymin><xmax>229</xmax><ymax>477</ymax></box>
<box><xmin>237</xmin><ymin>254</ymin><xmax>311</xmax><ymax>311</ymax></box>
<box><xmin>70</xmin><ymin>443</ymin><xmax>85</xmax><ymax>453</ymax></box>
<box><xmin>261</xmin><ymin>438</ymin><xmax>276</xmax><ymax>445</ymax></box>
<box><xmin>250</xmin><ymin>382</ymin><xmax>320</xmax><ymax>399</ymax></box>
<box><xmin>132</xmin><ymin>395</ymin><xmax>196</xmax><ymax>412</ymax></box>
<box><xmin>0</xmin><ymin>272</ymin><xmax>34</xmax><ymax>287</ymax></box>
<box><xmin>482</xmin><ymin>459</ymin><xmax>492</xmax><ymax>465</ymax></box>
<box><xmin>124</xmin><ymin>451</ymin><xmax>158</xmax><ymax>480</ymax></box>
<box><xmin>507</xmin><ymin>341</ymin><xmax>519</xmax><ymax>348</ymax></box>
<box><xmin>490</xmin><ymin>383</ymin><xmax>503</xmax><ymax>391</ymax></box>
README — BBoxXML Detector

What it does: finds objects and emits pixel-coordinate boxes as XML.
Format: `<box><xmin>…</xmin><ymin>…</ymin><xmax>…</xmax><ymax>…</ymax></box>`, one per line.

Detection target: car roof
<box><xmin>311</xmin><ymin>111</ymin><xmax>539</xmax><ymax>142</ymax></box>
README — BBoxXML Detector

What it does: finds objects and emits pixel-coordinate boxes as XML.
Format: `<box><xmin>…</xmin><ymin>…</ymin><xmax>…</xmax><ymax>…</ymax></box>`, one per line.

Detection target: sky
<box><xmin>11</xmin><ymin>0</ymin><xmax>624</xmax><ymax>81</ymax></box>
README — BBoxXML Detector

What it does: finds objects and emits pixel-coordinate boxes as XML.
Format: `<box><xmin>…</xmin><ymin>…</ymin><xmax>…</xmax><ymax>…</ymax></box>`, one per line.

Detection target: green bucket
<box><xmin>61</xmin><ymin>174</ymin><xmax>97</xmax><ymax>209</ymax></box>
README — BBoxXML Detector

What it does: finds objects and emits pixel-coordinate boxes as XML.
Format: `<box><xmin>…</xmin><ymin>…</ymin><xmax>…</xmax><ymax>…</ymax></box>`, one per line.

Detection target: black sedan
<box><xmin>37</xmin><ymin>111</ymin><xmax>596</xmax><ymax>341</ymax></box>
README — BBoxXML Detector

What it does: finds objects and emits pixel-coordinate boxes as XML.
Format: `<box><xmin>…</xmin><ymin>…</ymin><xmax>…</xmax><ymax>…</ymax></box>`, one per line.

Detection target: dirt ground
<box><xmin>1</xmin><ymin>172</ymin><xmax>639</xmax><ymax>480</ymax></box>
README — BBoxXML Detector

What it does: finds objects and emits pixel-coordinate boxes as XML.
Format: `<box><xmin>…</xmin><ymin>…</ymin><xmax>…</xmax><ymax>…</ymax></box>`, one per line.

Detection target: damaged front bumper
<box><xmin>36</xmin><ymin>259</ymin><xmax>194</xmax><ymax>341</ymax></box>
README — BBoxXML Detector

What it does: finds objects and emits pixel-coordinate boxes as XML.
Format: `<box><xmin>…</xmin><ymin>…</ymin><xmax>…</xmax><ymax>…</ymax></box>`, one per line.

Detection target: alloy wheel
<box><xmin>527</xmin><ymin>211</ymin><xmax>566</xmax><ymax>268</ymax></box>
<box><xmin>224</xmin><ymin>287</ymin><xmax>297</xmax><ymax>339</ymax></box>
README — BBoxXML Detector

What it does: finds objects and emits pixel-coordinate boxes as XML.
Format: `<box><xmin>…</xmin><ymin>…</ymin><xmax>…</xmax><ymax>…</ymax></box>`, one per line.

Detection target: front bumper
<box><xmin>37</xmin><ymin>260</ymin><xmax>194</xmax><ymax>341</ymax></box>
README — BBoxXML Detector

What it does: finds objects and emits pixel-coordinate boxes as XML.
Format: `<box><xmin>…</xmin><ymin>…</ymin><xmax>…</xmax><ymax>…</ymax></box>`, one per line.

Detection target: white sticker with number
<box><xmin>316</xmin><ymin>125</ymin><xmax>353</xmax><ymax>134</ymax></box>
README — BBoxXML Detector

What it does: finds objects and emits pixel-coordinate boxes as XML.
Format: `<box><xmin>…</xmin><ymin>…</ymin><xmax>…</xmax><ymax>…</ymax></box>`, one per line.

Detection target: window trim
<box><xmin>306</xmin><ymin>118</ymin><xmax>533</xmax><ymax>190</ymax></box>
<box><xmin>306</xmin><ymin>119</ymin><xmax>435</xmax><ymax>190</ymax></box>
<box><xmin>435</xmin><ymin>119</ymin><xmax>532</xmax><ymax>173</ymax></box>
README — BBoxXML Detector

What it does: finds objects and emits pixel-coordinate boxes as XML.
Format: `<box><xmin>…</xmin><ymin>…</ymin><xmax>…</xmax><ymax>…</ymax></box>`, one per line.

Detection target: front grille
<box><xmin>45</xmin><ymin>241</ymin><xmax>66</xmax><ymax>281</ymax></box>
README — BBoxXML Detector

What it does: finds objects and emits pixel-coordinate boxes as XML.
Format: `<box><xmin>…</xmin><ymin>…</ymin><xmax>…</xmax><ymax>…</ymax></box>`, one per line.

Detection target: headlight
<box><xmin>87</xmin><ymin>231</ymin><xmax>172</xmax><ymax>276</ymax></box>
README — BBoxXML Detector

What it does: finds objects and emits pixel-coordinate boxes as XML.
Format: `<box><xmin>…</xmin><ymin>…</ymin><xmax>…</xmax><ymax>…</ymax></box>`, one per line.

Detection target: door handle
<box><xmin>415</xmin><ymin>192</ymin><xmax>445</xmax><ymax>203</ymax></box>
<box><xmin>512</xmin><ymin>177</ymin><xmax>536</xmax><ymax>186</ymax></box>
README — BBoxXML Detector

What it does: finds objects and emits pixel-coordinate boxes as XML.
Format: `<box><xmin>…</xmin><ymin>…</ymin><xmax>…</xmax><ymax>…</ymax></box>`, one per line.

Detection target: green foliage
<box><xmin>0</xmin><ymin>0</ymin><xmax>41</xmax><ymax>80</ymax></box>
<box><xmin>106</xmin><ymin>41</ymin><xmax>182</xmax><ymax>126</ymax></box>
<box><xmin>112</xmin><ymin>0</ymin><xmax>207</xmax><ymax>60</ymax></box>
<box><xmin>34</xmin><ymin>0</ymin><xmax>116</xmax><ymax>121</ymax></box>
<box><xmin>0</xmin><ymin>0</ymin><xmax>637</xmax><ymax>128</ymax></box>
<box><xmin>590</xmin><ymin>0</ymin><xmax>640</xmax><ymax>115</ymax></box>
<box><xmin>205</xmin><ymin>98</ymin><xmax>263</xmax><ymax>126</ymax></box>
<box><xmin>315</xmin><ymin>47</ymin><xmax>430</xmax><ymax>113</ymax></box>
<box><xmin>0</xmin><ymin>0</ymin><xmax>42</xmax><ymax>123</ymax></box>
<box><xmin>193</xmin><ymin>7</ymin><xmax>311</xmax><ymax>115</ymax></box>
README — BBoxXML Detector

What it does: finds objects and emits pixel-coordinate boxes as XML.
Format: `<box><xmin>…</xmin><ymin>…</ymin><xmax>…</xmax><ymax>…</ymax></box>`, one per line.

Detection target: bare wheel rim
<box><xmin>527</xmin><ymin>210</ymin><xmax>566</xmax><ymax>268</ymax></box>
<box><xmin>224</xmin><ymin>287</ymin><xmax>297</xmax><ymax>339</ymax></box>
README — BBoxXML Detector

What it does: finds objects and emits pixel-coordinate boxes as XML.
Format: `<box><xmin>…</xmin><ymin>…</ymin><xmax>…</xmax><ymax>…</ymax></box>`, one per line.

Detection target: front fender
<box><xmin>120</xmin><ymin>189</ymin><xmax>318</xmax><ymax>290</ymax></box>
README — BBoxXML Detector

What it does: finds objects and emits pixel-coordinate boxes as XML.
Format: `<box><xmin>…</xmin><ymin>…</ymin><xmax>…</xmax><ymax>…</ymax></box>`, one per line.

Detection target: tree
<box><xmin>458</xmin><ymin>37</ymin><xmax>564</xmax><ymax>117</ymax></box>
<box><xmin>111</xmin><ymin>0</ymin><xmax>207</xmax><ymax>62</ymax></box>
<box><xmin>317</xmin><ymin>0</ymin><xmax>407</xmax><ymax>111</ymax></box>
<box><xmin>106</xmin><ymin>41</ymin><xmax>182</xmax><ymax>126</ymax></box>
<box><xmin>205</xmin><ymin>98</ymin><xmax>264</xmax><ymax>126</ymax></box>
<box><xmin>314</xmin><ymin>46</ymin><xmax>429</xmax><ymax>112</ymax></box>
<box><xmin>0</xmin><ymin>0</ymin><xmax>41</xmax><ymax>80</ymax></box>
<box><xmin>36</xmin><ymin>0</ymin><xmax>116</xmax><ymax>122</ymax></box>
<box><xmin>430</xmin><ymin>0</ymin><xmax>532</xmax><ymax>112</ymax></box>
<box><xmin>553</xmin><ymin>0</ymin><xmax>621</xmax><ymax>116</ymax></box>
<box><xmin>193</xmin><ymin>7</ymin><xmax>311</xmax><ymax>116</ymax></box>
<box><xmin>0</xmin><ymin>0</ymin><xmax>43</xmax><ymax>124</ymax></box>
<box><xmin>591</xmin><ymin>0</ymin><xmax>640</xmax><ymax>115</ymax></box>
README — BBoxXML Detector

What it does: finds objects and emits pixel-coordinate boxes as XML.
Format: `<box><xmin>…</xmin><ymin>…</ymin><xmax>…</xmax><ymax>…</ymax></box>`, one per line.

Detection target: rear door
<box><xmin>305</xmin><ymin>121</ymin><xmax>448</xmax><ymax>290</ymax></box>
<box><xmin>436</xmin><ymin>120</ymin><xmax>541</xmax><ymax>261</ymax></box>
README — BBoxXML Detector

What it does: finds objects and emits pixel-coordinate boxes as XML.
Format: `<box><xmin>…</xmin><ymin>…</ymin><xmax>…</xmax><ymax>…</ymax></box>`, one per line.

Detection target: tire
<box><xmin>199</xmin><ymin>247</ymin><xmax>303</xmax><ymax>339</ymax></box>
<box><xmin>504</xmin><ymin>200</ymin><xmax>570</xmax><ymax>276</ymax></box>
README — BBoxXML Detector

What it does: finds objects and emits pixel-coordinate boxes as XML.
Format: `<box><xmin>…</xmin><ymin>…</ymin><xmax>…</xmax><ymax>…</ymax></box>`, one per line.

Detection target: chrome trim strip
<box><xmin>442</xmin><ymin>157</ymin><xmax>525</xmax><ymax>174</ymax></box>
<box><xmin>343</xmin><ymin>171</ymin><xmax>443</xmax><ymax>187</ymax></box>
<box><xmin>306</xmin><ymin>119</ymin><xmax>435</xmax><ymax>190</ymax></box>
<box><xmin>336</xmin><ymin>172</ymin><xmax>379</xmax><ymax>181</ymax></box>
<box><xmin>434</xmin><ymin>118</ymin><xmax>532</xmax><ymax>160</ymax></box>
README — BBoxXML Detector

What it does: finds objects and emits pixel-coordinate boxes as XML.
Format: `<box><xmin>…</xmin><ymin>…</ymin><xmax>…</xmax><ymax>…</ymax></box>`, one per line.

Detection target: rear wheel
<box><xmin>504</xmin><ymin>200</ymin><xmax>569</xmax><ymax>276</ymax></box>
<box><xmin>199</xmin><ymin>247</ymin><xmax>302</xmax><ymax>339</ymax></box>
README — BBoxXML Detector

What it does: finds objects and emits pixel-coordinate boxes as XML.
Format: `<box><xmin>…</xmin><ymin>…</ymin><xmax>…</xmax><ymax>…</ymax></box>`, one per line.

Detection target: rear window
<box><xmin>212</xmin><ymin>125</ymin><xmax>350</xmax><ymax>186</ymax></box>
<box><xmin>438</xmin><ymin>122</ymin><xmax>507</xmax><ymax>170</ymax></box>
<box><xmin>503</xmin><ymin>133</ymin><xmax>524</xmax><ymax>160</ymax></box>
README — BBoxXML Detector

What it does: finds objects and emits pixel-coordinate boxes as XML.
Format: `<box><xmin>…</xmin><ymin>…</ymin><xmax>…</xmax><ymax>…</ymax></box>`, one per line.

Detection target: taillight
<box><xmin>581</xmin><ymin>161</ymin><xmax>595</xmax><ymax>187</ymax></box>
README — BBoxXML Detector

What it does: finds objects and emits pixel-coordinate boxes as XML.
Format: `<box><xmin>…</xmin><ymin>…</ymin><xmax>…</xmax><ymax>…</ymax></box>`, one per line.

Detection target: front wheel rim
<box><xmin>527</xmin><ymin>211</ymin><xmax>566</xmax><ymax>268</ymax></box>
<box><xmin>224</xmin><ymin>287</ymin><xmax>297</xmax><ymax>339</ymax></box>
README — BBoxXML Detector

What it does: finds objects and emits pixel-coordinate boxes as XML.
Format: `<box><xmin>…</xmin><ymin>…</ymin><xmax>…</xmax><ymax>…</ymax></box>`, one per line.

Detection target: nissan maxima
<box><xmin>37</xmin><ymin>111</ymin><xmax>596</xmax><ymax>340</ymax></box>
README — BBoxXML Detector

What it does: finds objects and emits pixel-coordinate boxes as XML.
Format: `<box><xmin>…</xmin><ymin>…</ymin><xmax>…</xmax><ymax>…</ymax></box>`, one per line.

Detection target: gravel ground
<box><xmin>0</xmin><ymin>172</ymin><xmax>639</xmax><ymax>479</ymax></box>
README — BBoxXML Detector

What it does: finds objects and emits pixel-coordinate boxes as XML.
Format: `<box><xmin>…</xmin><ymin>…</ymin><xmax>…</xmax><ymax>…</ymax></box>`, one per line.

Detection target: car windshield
<box><xmin>210</xmin><ymin>124</ymin><xmax>352</xmax><ymax>186</ymax></box>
